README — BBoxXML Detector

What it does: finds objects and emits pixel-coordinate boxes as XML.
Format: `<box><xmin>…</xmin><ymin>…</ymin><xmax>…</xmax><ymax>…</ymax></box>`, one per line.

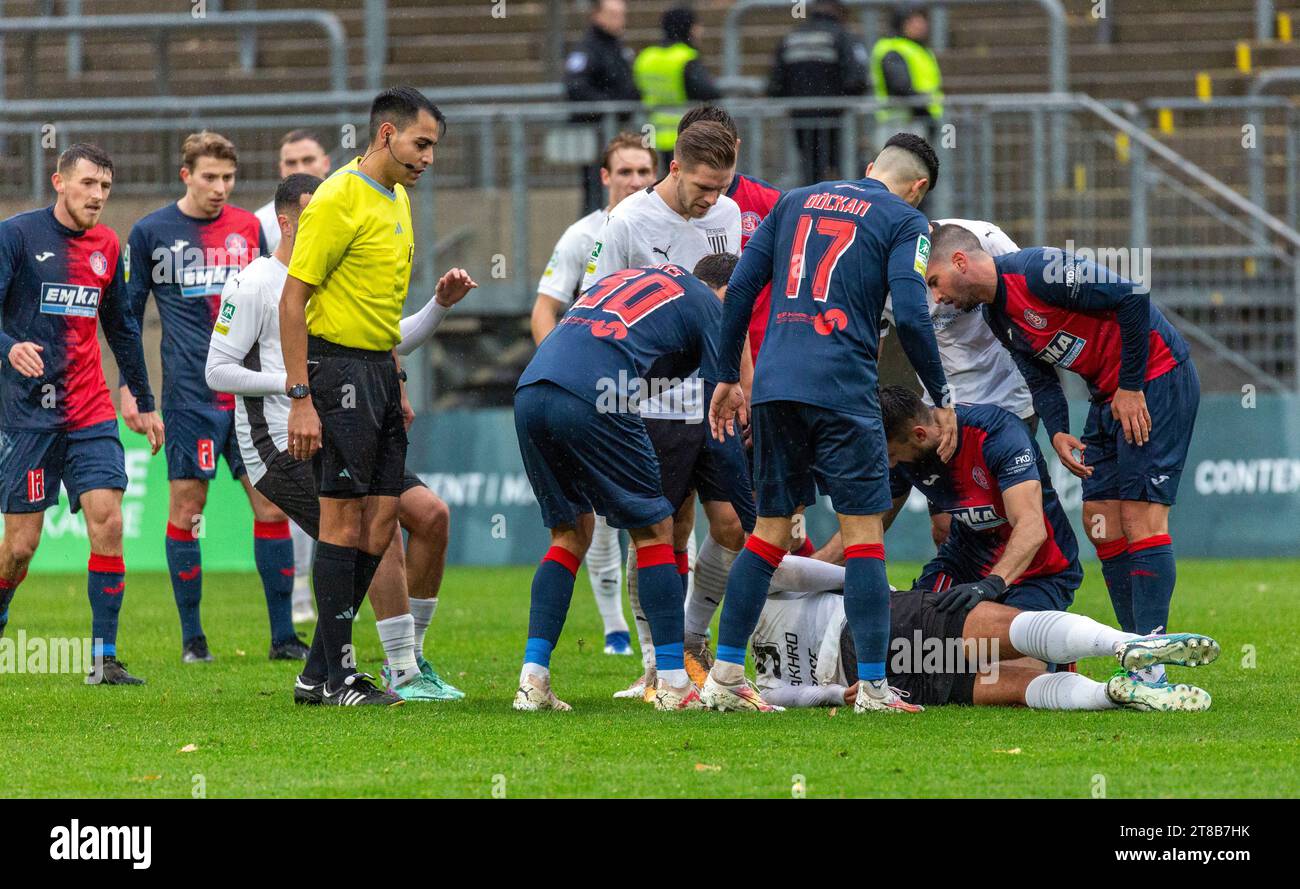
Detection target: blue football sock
<box><xmin>165</xmin><ymin>522</ymin><xmax>203</xmax><ymax>643</ymax></box>
<box><xmin>254</xmin><ymin>521</ymin><xmax>296</xmax><ymax>646</ymax></box>
<box><xmin>1129</xmin><ymin>535</ymin><xmax>1176</xmax><ymax>635</ymax></box>
<box><xmin>0</xmin><ymin>573</ymin><xmax>20</xmax><ymax>633</ymax></box>
<box><xmin>636</xmin><ymin>544</ymin><xmax>686</xmax><ymax>671</ymax></box>
<box><xmin>524</xmin><ymin>547</ymin><xmax>580</xmax><ymax>664</ymax></box>
<box><xmin>1096</xmin><ymin>538</ymin><xmax>1136</xmax><ymax>633</ymax></box>
<box><xmin>844</xmin><ymin>544</ymin><xmax>889</xmax><ymax>683</ymax></box>
<box><xmin>716</xmin><ymin>537</ymin><xmax>784</xmax><ymax>665</ymax></box>
<box><xmin>87</xmin><ymin>554</ymin><xmax>126</xmax><ymax>658</ymax></box>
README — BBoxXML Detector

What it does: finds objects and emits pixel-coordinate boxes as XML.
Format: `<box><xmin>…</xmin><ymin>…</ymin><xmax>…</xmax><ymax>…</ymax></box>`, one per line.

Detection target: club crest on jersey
<box><xmin>39</xmin><ymin>283</ymin><xmax>101</xmax><ymax>317</ymax></box>
<box><xmin>972</xmin><ymin>466</ymin><xmax>991</xmax><ymax>490</ymax></box>
<box><xmin>706</xmin><ymin>229</ymin><xmax>729</xmax><ymax>253</ymax></box>
<box><xmin>741</xmin><ymin>211</ymin><xmax>761</xmax><ymax>236</ymax></box>
<box><xmin>950</xmin><ymin>504</ymin><xmax>1004</xmax><ymax>530</ymax></box>
<box><xmin>1023</xmin><ymin>308</ymin><xmax>1048</xmax><ymax>330</ymax></box>
<box><xmin>89</xmin><ymin>251</ymin><xmax>109</xmax><ymax>276</ymax></box>
<box><xmin>224</xmin><ymin>233</ymin><xmax>248</xmax><ymax>257</ymax></box>
<box><xmin>1034</xmin><ymin>330</ymin><xmax>1087</xmax><ymax>368</ymax></box>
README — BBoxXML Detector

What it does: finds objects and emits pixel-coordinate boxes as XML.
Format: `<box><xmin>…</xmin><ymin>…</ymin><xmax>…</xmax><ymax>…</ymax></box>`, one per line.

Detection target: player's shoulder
<box><xmin>608</xmin><ymin>186</ymin><xmax>655</xmax><ymax>219</ymax></box>
<box><xmin>565</xmin><ymin>209</ymin><xmax>607</xmax><ymax>243</ymax></box>
<box><xmin>0</xmin><ymin>207</ymin><xmax>47</xmax><ymax>239</ymax></box>
<box><xmin>222</xmin><ymin>204</ymin><xmax>262</xmax><ymax>229</ymax></box>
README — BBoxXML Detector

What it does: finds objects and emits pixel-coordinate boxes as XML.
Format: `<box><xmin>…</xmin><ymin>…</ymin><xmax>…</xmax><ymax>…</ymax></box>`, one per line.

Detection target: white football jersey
<box><xmin>255</xmin><ymin>200</ymin><xmax>281</xmax><ymax>254</ymax></box>
<box><xmin>752</xmin><ymin>590</ymin><xmax>850</xmax><ymax>700</ymax></box>
<box><xmin>887</xmin><ymin>217</ymin><xmax>1034</xmax><ymax>419</ymax></box>
<box><xmin>209</xmin><ymin>255</ymin><xmax>289</xmax><ymax>485</ymax></box>
<box><xmin>582</xmin><ymin>186</ymin><xmax>741</xmax><ymax>421</ymax></box>
<box><xmin>537</xmin><ymin>208</ymin><xmax>606</xmax><ymax>306</ymax></box>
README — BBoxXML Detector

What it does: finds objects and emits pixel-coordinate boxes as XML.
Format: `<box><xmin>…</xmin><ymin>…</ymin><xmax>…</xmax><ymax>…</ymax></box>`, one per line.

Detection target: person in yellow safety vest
<box><xmin>871</xmin><ymin>5</ymin><xmax>944</xmax><ymax>136</ymax></box>
<box><xmin>634</xmin><ymin>6</ymin><xmax>722</xmax><ymax>172</ymax></box>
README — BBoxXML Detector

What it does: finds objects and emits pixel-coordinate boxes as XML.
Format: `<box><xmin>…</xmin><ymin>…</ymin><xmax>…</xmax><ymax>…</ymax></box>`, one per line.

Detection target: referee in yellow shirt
<box><xmin>280</xmin><ymin>86</ymin><xmax>444</xmax><ymax>706</ymax></box>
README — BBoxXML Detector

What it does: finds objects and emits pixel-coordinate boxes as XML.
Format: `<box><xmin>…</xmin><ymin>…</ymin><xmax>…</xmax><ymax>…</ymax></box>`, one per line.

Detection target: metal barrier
<box><xmin>0</xmin><ymin>9</ymin><xmax>350</xmax><ymax>100</ymax></box>
<box><xmin>2</xmin><ymin>93</ymin><xmax>1297</xmax><ymax>395</ymax></box>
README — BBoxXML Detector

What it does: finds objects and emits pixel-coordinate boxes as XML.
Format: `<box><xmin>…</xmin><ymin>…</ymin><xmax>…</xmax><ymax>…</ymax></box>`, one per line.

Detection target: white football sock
<box><xmin>409</xmin><ymin>596</ymin><xmax>437</xmax><ymax>659</ymax></box>
<box><xmin>770</xmin><ymin>554</ymin><xmax>846</xmax><ymax>593</ymax></box>
<box><xmin>626</xmin><ymin>547</ymin><xmax>655</xmax><ymax>669</ymax></box>
<box><xmin>1135</xmin><ymin>664</ymin><xmax>1167</xmax><ymax>684</ymax></box>
<box><xmin>376</xmin><ymin>614</ymin><xmax>419</xmax><ymax>686</ymax></box>
<box><xmin>659</xmin><ymin>668</ymin><xmax>689</xmax><ymax>688</ymax></box>
<box><xmin>1025</xmin><ymin>672</ymin><xmax>1116</xmax><ymax>710</ymax></box>
<box><xmin>1009</xmin><ymin>610</ymin><xmax>1139</xmax><ymax>664</ymax></box>
<box><xmin>711</xmin><ymin>659</ymin><xmax>744</xmax><ymax>685</ymax></box>
<box><xmin>586</xmin><ymin>515</ymin><xmax>628</xmax><ymax>636</ymax></box>
<box><xmin>290</xmin><ymin>521</ymin><xmax>314</xmax><ymax>580</ymax></box>
<box><xmin>684</xmin><ymin>525</ymin><xmax>698</xmax><ymax>601</ymax></box>
<box><xmin>520</xmin><ymin>662</ymin><xmax>549</xmax><ymax>683</ymax></box>
<box><xmin>685</xmin><ymin>535</ymin><xmax>738</xmax><ymax>643</ymax></box>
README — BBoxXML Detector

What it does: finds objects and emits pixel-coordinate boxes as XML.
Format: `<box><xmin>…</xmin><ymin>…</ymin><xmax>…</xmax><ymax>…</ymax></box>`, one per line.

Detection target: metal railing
<box><xmin>1</xmin><ymin>92</ymin><xmax>1297</xmax><ymax>394</ymax></box>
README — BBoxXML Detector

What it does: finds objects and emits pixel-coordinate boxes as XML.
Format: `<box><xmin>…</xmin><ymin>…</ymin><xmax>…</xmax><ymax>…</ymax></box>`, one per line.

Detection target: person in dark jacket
<box><xmin>768</xmin><ymin>0</ymin><xmax>868</xmax><ymax>185</ymax></box>
<box><xmin>565</xmin><ymin>0</ymin><xmax>641</xmax><ymax>213</ymax></box>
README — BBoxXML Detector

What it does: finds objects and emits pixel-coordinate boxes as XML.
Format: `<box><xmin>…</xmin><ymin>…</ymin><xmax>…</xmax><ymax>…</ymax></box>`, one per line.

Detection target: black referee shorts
<box><xmin>255</xmin><ymin>449</ymin><xmax>426</xmax><ymax>540</ymax></box>
<box><xmin>307</xmin><ymin>335</ymin><xmax>407</xmax><ymax>499</ymax></box>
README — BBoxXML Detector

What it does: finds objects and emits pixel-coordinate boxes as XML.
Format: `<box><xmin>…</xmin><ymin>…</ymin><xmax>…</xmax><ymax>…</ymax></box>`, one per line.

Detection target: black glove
<box><xmin>934</xmin><ymin>575</ymin><xmax>1006</xmax><ymax>613</ymax></box>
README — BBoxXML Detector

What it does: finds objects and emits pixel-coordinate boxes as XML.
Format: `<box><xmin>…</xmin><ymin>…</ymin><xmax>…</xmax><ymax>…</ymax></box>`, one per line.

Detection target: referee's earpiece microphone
<box><xmin>385</xmin><ymin>134</ymin><xmax>417</xmax><ymax>171</ymax></box>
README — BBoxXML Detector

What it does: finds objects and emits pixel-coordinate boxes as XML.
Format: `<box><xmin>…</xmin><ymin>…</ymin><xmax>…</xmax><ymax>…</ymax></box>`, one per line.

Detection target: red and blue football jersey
<box><xmin>890</xmin><ymin>404</ymin><xmax>1079</xmax><ymax>581</ymax></box>
<box><xmin>719</xmin><ymin>177</ymin><xmax>947</xmax><ymax>417</ymax></box>
<box><xmin>984</xmin><ymin>248</ymin><xmax>1189</xmax><ymax>439</ymax></box>
<box><xmin>726</xmin><ymin>172</ymin><xmax>782</xmax><ymax>363</ymax></box>
<box><xmin>124</xmin><ymin>202</ymin><xmax>265</xmax><ymax>411</ymax></box>
<box><xmin>0</xmin><ymin>208</ymin><xmax>154</xmax><ymax>431</ymax></box>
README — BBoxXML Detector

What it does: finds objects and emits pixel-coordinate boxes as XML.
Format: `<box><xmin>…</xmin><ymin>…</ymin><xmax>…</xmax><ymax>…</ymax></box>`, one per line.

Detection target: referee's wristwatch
<box><xmin>397</xmin><ymin>368</ymin><xmax>408</xmax><ymax>383</ymax></box>
<box><xmin>287</xmin><ymin>383</ymin><xmax>311</xmax><ymax>400</ymax></box>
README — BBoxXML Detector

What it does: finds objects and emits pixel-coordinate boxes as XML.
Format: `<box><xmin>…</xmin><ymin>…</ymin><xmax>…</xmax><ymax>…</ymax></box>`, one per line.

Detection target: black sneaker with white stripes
<box><xmin>182</xmin><ymin>635</ymin><xmax>214</xmax><ymax>663</ymax></box>
<box><xmin>86</xmin><ymin>655</ymin><xmax>145</xmax><ymax>686</ymax></box>
<box><xmin>293</xmin><ymin>674</ymin><xmax>326</xmax><ymax>705</ymax></box>
<box><xmin>323</xmin><ymin>672</ymin><xmax>404</xmax><ymax>707</ymax></box>
<box><xmin>269</xmin><ymin>636</ymin><xmax>311</xmax><ymax>661</ymax></box>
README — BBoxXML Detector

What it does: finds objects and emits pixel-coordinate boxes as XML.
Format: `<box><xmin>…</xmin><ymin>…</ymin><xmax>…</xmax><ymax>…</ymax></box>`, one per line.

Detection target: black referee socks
<box><xmin>352</xmin><ymin>550</ymin><xmax>384</xmax><ymax>613</ymax></box>
<box><xmin>313</xmin><ymin>541</ymin><xmax>359</xmax><ymax>688</ymax></box>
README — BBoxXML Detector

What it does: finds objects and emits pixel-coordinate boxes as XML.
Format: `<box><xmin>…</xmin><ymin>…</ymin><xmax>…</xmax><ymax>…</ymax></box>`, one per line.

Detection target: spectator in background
<box><xmin>870</xmin><ymin>4</ymin><xmax>944</xmax><ymax>145</ymax></box>
<box><xmin>768</xmin><ymin>0</ymin><xmax>868</xmax><ymax>186</ymax></box>
<box><xmin>565</xmin><ymin>0</ymin><xmax>641</xmax><ymax>215</ymax></box>
<box><xmin>634</xmin><ymin>6</ymin><xmax>722</xmax><ymax>172</ymax></box>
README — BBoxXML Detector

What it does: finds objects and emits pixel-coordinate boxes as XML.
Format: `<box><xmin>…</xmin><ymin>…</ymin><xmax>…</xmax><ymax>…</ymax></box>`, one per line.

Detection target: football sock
<box><xmin>685</xmin><ymin>536</ymin><xmax>737</xmax><ymax>644</ymax></box>
<box><xmin>716</xmin><ymin>535</ymin><xmax>784</xmax><ymax>667</ymax></box>
<box><xmin>523</xmin><ymin>546</ymin><xmax>579</xmax><ymax>670</ymax></box>
<box><xmin>770</xmin><ymin>554</ymin><xmax>846</xmax><ymax>593</ymax></box>
<box><xmin>253</xmin><ymin>520</ymin><xmax>296</xmax><ymax>645</ymax></box>
<box><xmin>586</xmin><ymin>516</ymin><xmax>628</xmax><ymax>636</ymax></box>
<box><xmin>1129</xmin><ymin>534</ymin><xmax>1176</xmax><ymax>635</ymax></box>
<box><xmin>1095</xmin><ymin>536</ymin><xmax>1136</xmax><ymax>633</ymax></box>
<box><xmin>351</xmin><ymin>549</ymin><xmax>384</xmax><ymax>614</ymax></box>
<box><xmin>290</xmin><ymin>520</ymin><xmax>315</xmax><ymax>610</ymax></box>
<box><xmin>409</xmin><ymin>596</ymin><xmax>437</xmax><ymax>659</ymax></box>
<box><xmin>683</xmin><ymin>526</ymin><xmax>698</xmax><ymax>600</ymax></box>
<box><xmin>87</xmin><ymin>554</ymin><xmax>126</xmax><ymax>658</ymax></box>
<box><xmin>312</xmin><ymin>541</ymin><xmax>358</xmax><ymax>688</ymax></box>
<box><xmin>1025</xmin><ymin>672</ymin><xmax>1115</xmax><ymax>710</ymax></box>
<box><xmin>625</xmin><ymin>547</ymin><xmax>655</xmax><ymax>670</ymax></box>
<box><xmin>675</xmin><ymin>549</ymin><xmax>690</xmax><ymax>594</ymax></box>
<box><xmin>0</xmin><ymin>570</ymin><xmax>25</xmax><ymax>634</ymax></box>
<box><xmin>1009</xmin><ymin>610</ymin><xmax>1138</xmax><ymax>663</ymax></box>
<box><xmin>843</xmin><ymin>543</ymin><xmax>890</xmax><ymax>683</ymax></box>
<box><xmin>377</xmin><ymin>614</ymin><xmax>419</xmax><ymax>686</ymax></box>
<box><xmin>165</xmin><ymin>522</ymin><xmax>203</xmax><ymax>643</ymax></box>
<box><xmin>635</xmin><ymin>543</ymin><xmax>688</xmax><ymax>682</ymax></box>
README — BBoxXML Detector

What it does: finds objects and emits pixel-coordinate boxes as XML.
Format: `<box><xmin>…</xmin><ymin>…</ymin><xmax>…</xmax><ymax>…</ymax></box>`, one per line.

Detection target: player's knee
<box><xmin>87</xmin><ymin>511</ymin><xmax>124</xmax><ymax>549</ymax></box>
<box><xmin>710</xmin><ymin>511</ymin><xmax>745</xmax><ymax>550</ymax></box>
<box><xmin>1119</xmin><ymin>501</ymin><xmax>1168</xmax><ymax>541</ymax></box>
<box><xmin>1082</xmin><ymin>501</ymin><xmax>1123</xmax><ymax>544</ymax></box>
<box><xmin>427</xmin><ymin>497</ymin><xmax>450</xmax><ymax>546</ymax></box>
<box><xmin>7</xmin><ymin>528</ymin><xmax>42</xmax><ymax>565</ymax></box>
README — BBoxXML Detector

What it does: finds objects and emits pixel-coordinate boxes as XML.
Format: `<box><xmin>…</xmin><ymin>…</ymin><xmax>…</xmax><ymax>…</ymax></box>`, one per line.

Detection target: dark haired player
<box><xmin>513</xmin><ymin>259</ymin><xmax>734</xmax><ymax>712</ymax></box>
<box><xmin>280</xmin><ymin>86</ymin><xmax>446</xmax><ymax>706</ymax></box>
<box><xmin>926</xmin><ymin>226</ymin><xmax>1198</xmax><ymax>684</ymax></box>
<box><xmin>121</xmin><ymin>131</ymin><xmax>287</xmax><ymax>664</ymax></box>
<box><xmin>706</xmin><ymin>132</ymin><xmax>954</xmax><ymax>714</ymax></box>
<box><xmin>0</xmin><ymin>144</ymin><xmax>163</xmax><ymax>684</ymax></box>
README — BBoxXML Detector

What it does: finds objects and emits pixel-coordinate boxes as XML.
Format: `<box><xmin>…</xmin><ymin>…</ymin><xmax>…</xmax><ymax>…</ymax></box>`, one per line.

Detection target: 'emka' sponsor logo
<box><xmin>39</xmin><ymin>283</ymin><xmax>101</xmax><ymax>317</ymax></box>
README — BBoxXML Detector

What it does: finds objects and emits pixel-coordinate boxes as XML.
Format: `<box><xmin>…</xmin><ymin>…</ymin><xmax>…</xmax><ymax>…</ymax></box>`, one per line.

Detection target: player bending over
<box><xmin>206</xmin><ymin>173</ymin><xmax>472</xmax><ymax>704</ymax></box>
<box><xmin>747</xmin><ymin>559</ymin><xmax>1217</xmax><ymax>712</ymax></box>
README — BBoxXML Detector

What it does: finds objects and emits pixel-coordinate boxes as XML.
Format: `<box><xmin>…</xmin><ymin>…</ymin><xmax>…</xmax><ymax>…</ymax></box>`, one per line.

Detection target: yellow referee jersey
<box><xmin>288</xmin><ymin>157</ymin><xmax>415</xmax><ymax>351</ymax></box>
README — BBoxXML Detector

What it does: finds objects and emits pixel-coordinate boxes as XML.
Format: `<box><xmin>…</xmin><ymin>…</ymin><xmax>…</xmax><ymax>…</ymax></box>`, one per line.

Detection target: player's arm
<box><xmin>708</xmin><ymin>208</ymin><xmax>777</xmax><ymax>440</ymax></box>
<box><xmin>530</xmin><ymin>294</ymin><xmax>567</xmax><ymax>345</ymax></box>
<box><xmin>0</xmin><ymin>226</ymin><xmax>49</xmax><ymax>378</ymax></box>
<box><xmin>761</xmin><ymin>683</ymin><xmax>852</xmax><ymax>709</ymax></box>
<box><xmin>396</xmin><ymin>267</ymin><xmax>478</xmax><ymax>356</ymax></box>
<box><xmin>889</xmin><ymin>223</ymin><xmax>955</xmax><ymax>459</ymax></box>
<box><xmin>117</xmin><ymin>225</ymin><xmax>155</xmax><ymax>431</ymax></box>
<box><xmin>101</xmin><ymin>247</ymin><xmax>163</xmax><ymax>454</ymax></box>
<box><xmin>1031</xmin><ymin>253</ymin><xmax>1152</xmax><ymax>445</ymax></box>
<box><xmin>205</xmin><ymin>277</ymin><xmax>285</xmax><ymax>397</ymax></box>
<box><xmin>987</xmin><ymin>480</ymin><xmax>1047</xmax><ymax>587</ymax></box>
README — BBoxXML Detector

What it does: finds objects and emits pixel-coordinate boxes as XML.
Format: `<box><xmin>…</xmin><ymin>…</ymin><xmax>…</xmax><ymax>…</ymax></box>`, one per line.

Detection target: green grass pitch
<box><xmin>1</xmin><ymin>560</ymin><xmax>1297</xmax><ymax>798</ymax></box>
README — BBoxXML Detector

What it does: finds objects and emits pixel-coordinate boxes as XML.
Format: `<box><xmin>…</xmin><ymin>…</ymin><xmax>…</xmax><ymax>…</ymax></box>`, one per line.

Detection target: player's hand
<box><xmin>287</xmin><ymin>398</ymin><xmax>322</xmax><ymax>461</ymax></box>
<box><xmin>435</xmin><ymin>267</ymin><xmax>478</xmax><ymax>308</ymax></box>
<box><xmin>933</xmin><ymin>405</ymin><xmax>958</xmax><ymax>462</ymax></box>
<box><xmin>1110</xmin><ymin>387</ymin><xmax>1151</xmax><ymax>447</ymax></box>
<box><xmin>1052</xmin><ymin>432</ymin><xmax>1092</xmax><ymax>479</ymax></box>
<box><xmin>708</xmin><ymin>381</ymin><xmax>748</xmax><ymax>442</ymax></box>
<box><xmin>843</xmin><ymin>683</ymin><xmax>858</xmax><ymax>706</ymax></box>
<box><xmin>117</xmin><ymin>385</ymin><xmax>150</xmax><ymax>435</ymax></box>
<box><xmin>139</xmin><ymin>411</ymin><xmax>165</xmax><ymax>455</ymax></box>
<box><xmin>934</xmin><ymin>576</ymin><xmax>1006</xmax><ymax>613</ymax></box>
<box><xmin>8</xmin><ymin>342</ymin><xmax>44</xmax><ymax>378</ymax></box>
<box><xmin>400</xmin><ymin>384</ymin><xmax>415</xmax><ymax>432</ymax></box>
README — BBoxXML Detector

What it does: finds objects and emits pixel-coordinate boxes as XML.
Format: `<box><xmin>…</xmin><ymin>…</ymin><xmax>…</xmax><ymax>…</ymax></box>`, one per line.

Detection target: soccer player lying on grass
<box><xmin>205</xmin><ymin>173</ymin><xmax>475</xmax><ymax>704</ymax></box>
<box><xmin>513</xmin><ymin>258</ymin><xmax>742</xmax><ymax>712</ymax></box>
<box><xmin>747</xmin><ymin>558</ymin><xmax>1217</xmax><ymax>712</ymax></box>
